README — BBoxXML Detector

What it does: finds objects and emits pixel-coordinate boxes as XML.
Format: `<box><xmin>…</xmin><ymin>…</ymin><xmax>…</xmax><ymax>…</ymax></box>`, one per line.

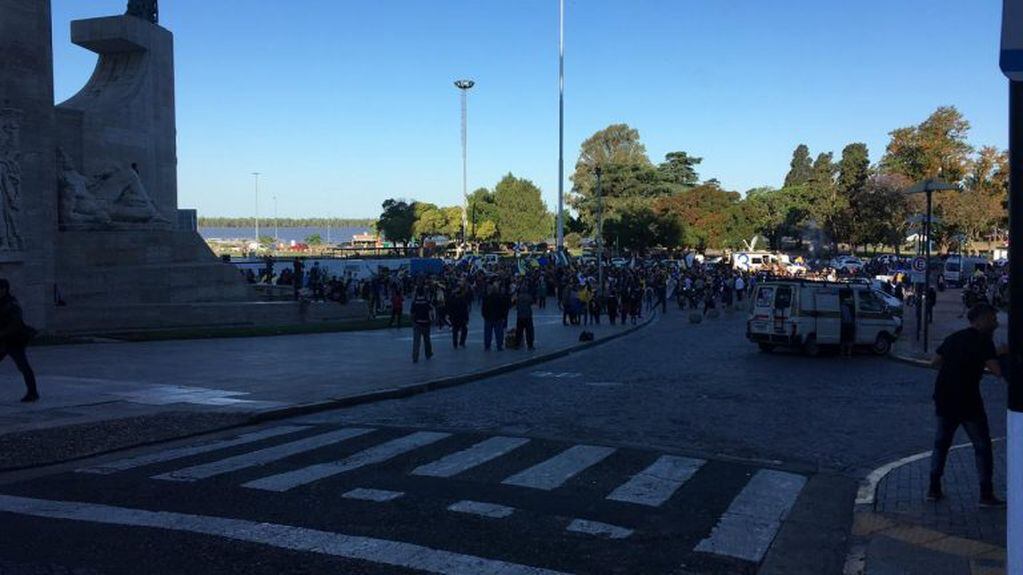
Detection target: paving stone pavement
<box><xmin>852</xmin><ymin>442</ymin><xmax>1007</xmax><ymax>574</ymax></box>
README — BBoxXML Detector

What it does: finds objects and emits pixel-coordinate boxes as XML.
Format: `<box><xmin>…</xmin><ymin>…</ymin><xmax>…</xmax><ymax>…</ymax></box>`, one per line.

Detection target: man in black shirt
<box><xmin>410</xmin><ymin>286</ymin><xmax>433</xmax><ymax>363</ymax></box>
<box><xmin>927</xmin><ymin>303</ymin><xmax>1004</xmax><ymax>506</ymax></box>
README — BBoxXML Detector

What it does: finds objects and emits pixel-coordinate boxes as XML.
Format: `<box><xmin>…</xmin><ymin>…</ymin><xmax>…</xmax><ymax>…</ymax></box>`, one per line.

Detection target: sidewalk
<box><xmin>892</xmin><ymin>288</ymin><xmax>1008</xmax><ymax>365</ymax></box>
<box><xmin>0</xmin><ymin>308</ymin><xmax>655</xmax><ymax>470</ymax></box>
<box><xmin>850</xmin><ymin>287</ymin><xmax>1008</xmax><ymax>575</ymax></box>
<box><xmin>850</xmin><ymin>442</ymin><xmax>1007</xmax><ymax>575</ymax></box>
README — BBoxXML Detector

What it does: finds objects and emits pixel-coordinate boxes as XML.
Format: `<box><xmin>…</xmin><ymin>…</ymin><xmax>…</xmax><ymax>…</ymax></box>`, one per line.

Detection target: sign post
<box><xmin>1001</xmin><ymin>1</ymin><xmax>1022</xmax><ymax>572</ymax></box>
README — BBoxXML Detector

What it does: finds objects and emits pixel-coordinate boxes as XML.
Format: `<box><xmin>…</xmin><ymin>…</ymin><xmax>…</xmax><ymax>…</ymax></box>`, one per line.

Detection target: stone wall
<box><xmin>0</xmin><ymin>0</ymin><xmax>58</xmax><ymax>329</ymax></box>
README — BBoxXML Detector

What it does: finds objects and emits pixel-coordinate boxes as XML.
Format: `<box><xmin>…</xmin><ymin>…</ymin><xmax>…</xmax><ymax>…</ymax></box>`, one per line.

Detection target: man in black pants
<box><xmin>0</xmin><ymin>279</ymin><xmax>38</xmax><ymax>402</ymax></box>
<box><xmin>927</xmin><ymin>303</ymin><xmax>1005</xmax><ymax>506</ymax></box>
<box><xmin>448</xmin><ymin>286</ymin><xmax>470</xmax><ymax>349</ymax></box>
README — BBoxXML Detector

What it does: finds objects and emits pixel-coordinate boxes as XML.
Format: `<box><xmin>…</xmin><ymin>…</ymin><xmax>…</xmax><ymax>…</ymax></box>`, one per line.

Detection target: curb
<box><xmin>0</xmin><ymin>311</ymin><xmax>658</xmax><ymax>473</ymax></box>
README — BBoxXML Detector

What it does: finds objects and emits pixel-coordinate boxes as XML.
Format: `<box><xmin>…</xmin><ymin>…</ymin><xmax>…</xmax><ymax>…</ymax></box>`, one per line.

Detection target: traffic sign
<box><xmin>1002</xmin><ymin>0</ymin><xmax>1023</xmax><ymax>80</ymax></box>
<box><xmin>911</xmin><ymin>256</ymin><xmax>927</xmax><ymax>273</ymax></box>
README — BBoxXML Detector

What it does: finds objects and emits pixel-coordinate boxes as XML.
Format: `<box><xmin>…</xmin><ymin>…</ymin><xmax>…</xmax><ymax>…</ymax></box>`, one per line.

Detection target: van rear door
<box><xmin>813</xmin><ymin>288</ymin><xmax>841</xmax><ymax>344</ymax></box>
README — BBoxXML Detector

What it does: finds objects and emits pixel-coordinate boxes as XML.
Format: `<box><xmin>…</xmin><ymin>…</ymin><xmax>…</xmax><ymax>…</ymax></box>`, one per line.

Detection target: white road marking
<box><xmin>0</xmin><ymin>494</ymin><xmax>568</xmax><ymax>575</ymax></box>
<box><xmin>152</xmin><ymin>428</ymin><xmax>374</xmax><ymax>482</ymax></box>
<box><xmin>694</xmin><ymin>469</ymin><xmax>807</xmax><ymax>562</ymax></box>
<box><xmin>502</xmin><ymin>445</ymin><xmax>616</xmax><ymax>491</ymax></box>
<box><xmin>342</xmin><ymin>488</ymin><xmax>404</xmax><ymax>502</ymax></box>
<box><xmin>243</xmin><ymin>431</ymin><xmax>452</xmax><ymax>492</ymax></box>
<box><xmin>78</xmin><ymin>426</ymin><xmax>310</xmax><ymax>475</ymax></box>
<box><xmin>413</xmin><ymin>437</ymin><xmax>531</xmax><ymax>478</ymax></box>
<box><xmin>448</xmin><ymin>500</ymin><xmax>516</xmax><ymax>519</ymax></box>
<box><xmin>606</xmin><ymin>455</ymin><xmax>705</xmax><ymax>507</ymax></box>
<box><xmin>566</xmin><ymin>519</ymin><xmax>633</xmax><ymax>539</ymax></box>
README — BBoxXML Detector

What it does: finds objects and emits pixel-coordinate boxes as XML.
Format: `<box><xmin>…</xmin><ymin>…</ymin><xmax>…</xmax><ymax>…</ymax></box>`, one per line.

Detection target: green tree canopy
<box><xmin>569</xmin><ymin>124</ymin><xmax>654</xmax><ymax>227</ymax></box>
<box><xmin>657</xmin><ymin>151</ymin><xmax>702</xmax><ymax>187</ymax></box>
<box><xmin>493</xmin><ymin>173</ymin><xmax>551</xmax><ymax>243</ymax></box>
<box><xmin>602</xmin><ymin>205</ymin><xmax>681</xmax><ymax>252</ymax></box>
<box><xmin>880</xmin><ymin>106</ymin><xmax>973</xmax><ymax>183</ymax></box>
<box><xmin>783</xmin><ymin>144</ymin><xmax>813</xmax><ymax>187</ymax></box>
<box><xmin>376</xmin><ymin>199</ymin><xmax>416</xmax><ymax>246</ymax></box>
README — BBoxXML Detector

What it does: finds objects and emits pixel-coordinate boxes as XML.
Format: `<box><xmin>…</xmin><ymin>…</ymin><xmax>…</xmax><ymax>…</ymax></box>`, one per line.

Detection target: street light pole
<box><xmin>1000</xmin><ymin>3</ymin><xmax>1022</xmax><ymax>569</ymax></box>
<box><xmin>556</xmin><ymin>0</ymin><xmax>565</xmax><ymax>252</ymax></box>
<box><xmin>455</xmin><ymin>79</ymin><xmax>475</xmax><ymax>254</ymax></box>
<box><xmin>252</xmin><ymin>172</ymin><xmax>260</xmax><ymax>245</ymax></box>
<box><xmin>596</xmin><ymin>166</ymin><xmax>604</xmax><ymax>302</ymax></box>
<box><xmin>924</xmin><ymin>188</ymin><xmax>932</xmax><ymax>353</ymax></box>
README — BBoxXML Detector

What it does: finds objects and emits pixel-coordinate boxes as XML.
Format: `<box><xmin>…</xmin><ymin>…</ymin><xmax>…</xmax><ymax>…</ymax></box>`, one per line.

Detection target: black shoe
<box><xmin>925</xmin><ymin>484</ymin><xmax>943</xmax><ymax>502</ymax></box>
<box><xmin>20</xmin><ymin>392</ymin><xmax>39</xmax><ymax>403</ymax></box>
<box><xmin>979</xmin><ymin>494</ymin><xmax>1006</xmax><ymax>508</ymax></box>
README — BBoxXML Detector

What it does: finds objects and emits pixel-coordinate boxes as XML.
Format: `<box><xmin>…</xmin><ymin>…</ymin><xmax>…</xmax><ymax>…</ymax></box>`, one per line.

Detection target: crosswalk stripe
<box><xmin>566</xmin><ymin>519</ymin><xmax>633</xmax><ymax>540</ymax></box>
<box><xmin>342</xmin><ymin>488</ymin><xmax>404</xmax><ymax>502</ymax></box>
<box><xmin>501</xmin><ymin>445</ymin><xmax>616</xmax><ymax>491</ymax></box>
<box><xmin>152</xmin><ymin>428</ymin><xmax>375</xmax><ymax>483</ymax></box>
<box><xmin>77</xmin><ymin>426</ymin><xmax>310</xmax><ymax>475</ymax></box>
<box><xmin>0</xmin><ymin>494</ymin><xmax>570</xmax><ymax>575</ymax></box>
<box><xmin>243</xmin><ymin>431</ymin><xmax>452</xmax><ymax>492</ymax></box>
<box><xmin>448</xmin><ymin>500</ymin><xmax>516</xmax><ymax>519</ymax></box>
<box><xmin>412</xmin><ymin>437</ymin><xmax>531</xmax><ymax>478</ymax></box>
<box><xmin>694</xmin><ymin>469</ymin><xmax>807</xmax><ymax>562</ymax></box>
<box><xmin>606</xmin><ymin>455</ymin><xmax>705</xmax><ymax>507</ymax></box>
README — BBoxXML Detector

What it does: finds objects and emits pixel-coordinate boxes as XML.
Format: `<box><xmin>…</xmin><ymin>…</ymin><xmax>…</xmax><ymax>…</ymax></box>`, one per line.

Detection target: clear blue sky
<box><xmin>51</xmin><ymin>0</ymin><xmax>1010</xmax><ymax>219</ymax></box>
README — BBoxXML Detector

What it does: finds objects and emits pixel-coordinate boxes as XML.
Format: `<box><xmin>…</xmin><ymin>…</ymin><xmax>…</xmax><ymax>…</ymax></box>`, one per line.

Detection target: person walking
<box><xmin>926</xmin><ymin>303</ymin><xmax>1005</xmax><ymax>507</ymax></box>
<box><xmin>513</xmin><ymin>285</ymin><xmax>536</xmax><ymax>350</ymax></box>
<box><xmin>410</xmin><ymin>286</ymin><xmax>433</xmax><ymax>363</ymax></box>
<box><xmin>482</xmin><ymin>284</ymin><xmax>504</xmax><ymax>351</ymax></box>
<box><xmin>448</xmin><ymin>286</ymin><xmax>470</xmax><ymax>349</ymax></box>
<box><xmin>388</xmin><ymin>288</ymin><xmax>404</xmax><ymax>327</ymax></box>
<box><xmin>0</xmin><ymin>279</ymin><xmax>38</xmax><ymax>402</ymax></box>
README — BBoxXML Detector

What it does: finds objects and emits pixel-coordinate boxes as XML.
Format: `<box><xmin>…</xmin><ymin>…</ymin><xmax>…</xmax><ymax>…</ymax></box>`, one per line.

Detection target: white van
<box><xmin>733</xmin><ymin>252</ymin><xmax>790</xmax><ymax>272</ymax></box>
<box><xmin>746</xmin><ymin>280</ymin><xmax>902</xmax><ymax>356</ymax></box>
<box><xmin>943</xmin><ymin>256</ymin><xmax>990</xmax><ymax>287</ymax></box>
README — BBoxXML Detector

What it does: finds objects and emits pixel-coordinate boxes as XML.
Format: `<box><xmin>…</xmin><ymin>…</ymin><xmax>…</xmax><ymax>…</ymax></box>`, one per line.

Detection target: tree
<box><xmin>468</xmin><ymin>187</ymin><xmax>498</xmax><ymax>235</ymax></box>
<box><xmin>304</xmin><ymin>233</ymin><xmax>323</xmax><ymax>245</ymax></box>
<box><xmin>412</xmin><ymin>202</ymin><xmax>447</xmax><ymax>241</ymax></box>
<box><xmin>783</xmin><ymin>144</ymin><xmax>813</xmax><ymax>187</ymax></box>
<box><xmin>441</xmin><ymin>206</ymin><xmax>464</xmax><ymax>238</ymax></box>
<box><xmin>376</xmin><ymin>199</ymin><xmax>415</xmax><ymax>246</ymax></box>
<box><xmin>849</xmin><ymin>174</ymin><xmax>913</xmax><ymax>253</ymax></box>
<box><xmin>804</xmin><ymin>152</ymin><xmax>847</xmax><ymax>249</ymax></box>
<box><xmin>657</xmin><ymin>151</ymin><xmax>702</xmax><ymax>187</ymax></box>
<box><xmin>475</xmin><ymin>220</ymin><xmax>498</xmax><ymax>242</ymax></box>
<box><xmin>653</xmin><ymin>182</ymin><xmax>743</xmax><ymax>250</ymax></box>
<box><xmin>837</xmin><ymin>143</ymin><xmax>871</xmax><ymax>197</ymax></box>
<box><xmin>880</xmin><ymin>106</ymin><xmax>973</xmax><ymax>183</ymax></box>
<box><xmin>743</xmin><ymin>187</ymin><xmax>808</xmax><ymax>251</ymax></box>
<box><xmin>493</xmin><ymin>173</ymin><xmax>550</xmax><ymax>243</ymax></box>
<box><xmin>569</xmin><ymin>124</ymin><xmax>654</xmax><ymax>227</ymax></box>
<box><xmin>602</xmin><ymin>205</ymin><xmax>682</xmax><ymax>251</ymax></box>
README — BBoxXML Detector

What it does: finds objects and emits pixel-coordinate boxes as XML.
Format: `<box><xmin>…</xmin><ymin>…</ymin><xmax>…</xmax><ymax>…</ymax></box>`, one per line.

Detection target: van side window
<box><xmin>756</xmin><ymin>287</ymin><xmax>775</xmax><ymax>307</ymax></box>
<box><xmin>858</xmin><ymin>291</ymin><xmax>884</xmax><ymax>313</ymax></box>
<box><xmin>774</xmin><ymin>286</ymin><xmax>792</xmax><ymax>309</ymax></box>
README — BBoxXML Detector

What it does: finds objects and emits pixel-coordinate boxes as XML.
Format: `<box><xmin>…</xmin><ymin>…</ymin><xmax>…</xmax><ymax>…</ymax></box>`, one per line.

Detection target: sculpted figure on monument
<box><xmin>0</xmin><ymin>110</ymin><xmax>25</xmax><ymax>251</ymax></box>
<box><xmin>126</xmin><ymin>0</ymin><xmax>158</xmax><ymax>24</ymax></box>
<box><xmin>56</xmin><ymin>149</ymin><xmax>169</xmax><ymax>229</ymax></box>
<box><xmin>57</xmin><ymin>149</ymin><xmax>111</xmax><ymax>229</ymax></box>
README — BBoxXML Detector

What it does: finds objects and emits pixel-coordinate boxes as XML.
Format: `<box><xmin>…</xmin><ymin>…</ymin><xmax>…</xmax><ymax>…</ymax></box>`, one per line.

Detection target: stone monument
<box><xmin>0</xmin><ymin>1</ymin><xmax>58</xmax><ymax>330</ymax></box>
<box><xmin>0</xmin><ymin>1</ymin><xmax>363</xmax><ymax>334</ymax></box>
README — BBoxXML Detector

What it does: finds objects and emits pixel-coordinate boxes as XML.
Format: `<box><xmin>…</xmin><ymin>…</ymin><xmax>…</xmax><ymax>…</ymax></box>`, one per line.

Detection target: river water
<box><xmin>199</xmin><ymin>226</ymin><xmax>370</xmax><ymax>244</ymax></box>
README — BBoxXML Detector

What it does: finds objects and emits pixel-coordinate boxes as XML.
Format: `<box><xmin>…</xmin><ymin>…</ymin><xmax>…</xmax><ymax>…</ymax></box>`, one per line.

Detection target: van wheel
<box><xmin>758</xmin><ymin>342</ymin><xmax>775</xmax><ymax>352</ymax></box>
<box><xmin>872</xmin><ymin>333</ymin><xmax>893</xmax><ymax>356</ymax></box>
<box><xmin>802</xmin><ymin>335</ymin><xmax>821</xmax><ymax>357</ymax></box>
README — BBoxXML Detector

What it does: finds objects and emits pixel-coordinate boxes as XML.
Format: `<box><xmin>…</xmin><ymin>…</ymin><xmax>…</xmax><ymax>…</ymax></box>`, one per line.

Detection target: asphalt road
<box><xmin>0</xmin><ymin>307</ymin><xmax>1005</xmax><ymax>575</ymax></box>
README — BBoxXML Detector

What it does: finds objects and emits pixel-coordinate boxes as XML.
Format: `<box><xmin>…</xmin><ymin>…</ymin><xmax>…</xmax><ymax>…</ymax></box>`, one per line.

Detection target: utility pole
<box><xmin>1000</xmin><ymin>1</ymin><xmax>1023</xmax><ymax>571</ymax></box>
<box><xmin>596</xmin><ymin>166</ymin><xmax>604</xmax><ymax>302</ymax></box>
<box><xmin>455</xmin><ymin>79</ymin><xmax>475</xmax><ymax>255</ymax></box>
<box><xmin>252</xmin><ymin>172</ymin><xmax>260</xmax><ymax>246</ymax></box>
<box><xmin>556</xmin><ymin>0</ymin><xmax>565</xmax><ymax>252</ymax></box>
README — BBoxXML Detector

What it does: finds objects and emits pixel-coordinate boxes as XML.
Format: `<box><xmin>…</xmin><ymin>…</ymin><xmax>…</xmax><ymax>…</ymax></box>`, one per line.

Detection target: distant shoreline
<box><xmin>198</xmin><ymin>218</ymin><xmax>375</xmax><ymax>228</ymax></box>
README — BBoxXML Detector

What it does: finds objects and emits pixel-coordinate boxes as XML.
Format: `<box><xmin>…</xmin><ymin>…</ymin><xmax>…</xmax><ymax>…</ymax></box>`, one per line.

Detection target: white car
<box><xmin>830</xmin><ymin>256</ymin><xmax>864</xmax><ymax>272</ymax></box>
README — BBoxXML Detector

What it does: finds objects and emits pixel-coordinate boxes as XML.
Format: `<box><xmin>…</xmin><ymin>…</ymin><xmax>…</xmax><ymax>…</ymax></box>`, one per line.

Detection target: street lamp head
<box><xmin>454</xmin><ymin>79</ymin><xmax>475</xmax><ymax>90</ymax></box>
